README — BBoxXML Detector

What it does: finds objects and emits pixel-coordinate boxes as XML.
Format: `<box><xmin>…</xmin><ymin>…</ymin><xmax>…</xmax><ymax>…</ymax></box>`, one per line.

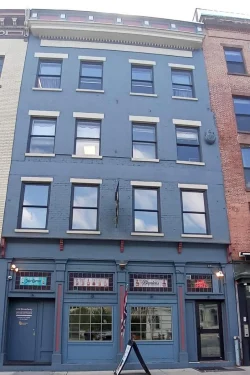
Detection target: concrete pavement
<box><xmin>0</xmin><ymin>368</ymin><xmax>248</xmax><ymax>375</ymax></box>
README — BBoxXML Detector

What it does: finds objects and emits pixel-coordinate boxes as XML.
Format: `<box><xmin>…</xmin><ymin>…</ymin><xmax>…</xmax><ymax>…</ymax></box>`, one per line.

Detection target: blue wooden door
<box><xmin>7</xmin><ymin>300</ymin><xmax>37</xmax><ymax>362</ymax></box>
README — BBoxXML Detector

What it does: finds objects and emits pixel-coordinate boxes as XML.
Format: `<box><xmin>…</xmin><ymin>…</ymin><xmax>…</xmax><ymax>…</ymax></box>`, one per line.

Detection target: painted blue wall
<box><xmin>2</xmin><ymin>35</ymin><xmax>229</xmax><ymax>243</ymax></box>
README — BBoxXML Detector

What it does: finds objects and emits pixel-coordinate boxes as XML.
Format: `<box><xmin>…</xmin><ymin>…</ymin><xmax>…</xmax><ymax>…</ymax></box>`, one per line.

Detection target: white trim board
<box><xmin>34</xmin><ymin>52</ymin><xmax>68</xmax><ymax>59</ymax></box>
<box><xmin>78</xmin><ymin>56</ymin><xmax>106</xmax><ymax>61</ymax></box>
<box><xmin>21</xmin><ymin>177</ymin><xmax>53</xmax><ymax>182</ymax></box>
<box><xmin>73</xmin><ymin>112</ymin><xmax>104</xmax><ymax>119</ymax></box>
<box><xmin>70</xmin><ymin>178</ymin><xmax>102</xmax><ymax>184</ymax></box>
<box><xmin>129</xmin><ymin>115</ymin><xmax>159</xmax><ymax>123</ymax></box>
<box><xmin>168</xmin><ymin>63</ymin><xmax>195</xmax><ymax>69</ymax></box>
<box><xmin>129</xmin><ymin>59</ymin><xmax>156</xmax><ymax>66</ymax></box>
<box><xmin>131</xmin><ymin>181</ymin><xmax>162</xmax><ymax>187</ymax></box>
<box><xmin>28</xmin><ymin>110</ymin><xmax>60</xmax><ymax>117</ymax></box>
<box><xmin>173</xmin><ymin>119</ymin><xmax>201</xmax><ymax>127</ymax></box>
<box><xmin>178</xmin><ymin>183</ymin><xmax>208</xmax><ymax>190</ymax></box>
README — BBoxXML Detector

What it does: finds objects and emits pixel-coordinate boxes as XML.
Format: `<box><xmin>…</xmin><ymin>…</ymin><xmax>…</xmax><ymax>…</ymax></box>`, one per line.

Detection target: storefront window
<box><xmin>69</xmin><ymin>306</ymin><xmax>112</xmax><ymax>341</ymax></box>
<box><xmin>131</xmin><ymin>306</ymin><xmax>172</xmax><ymax>341</ymax></box>
<box><xmin>187</xmin><ymin>274</ymin><xmax>213</xmax><ymax>293</ymax></box>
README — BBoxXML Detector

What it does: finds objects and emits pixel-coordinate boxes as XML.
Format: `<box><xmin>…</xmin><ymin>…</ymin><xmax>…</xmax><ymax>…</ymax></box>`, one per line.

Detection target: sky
<box><xmin>2</xmin><ymin>0</ymin><xmax>250</xmax><ymax>22</ymax></box>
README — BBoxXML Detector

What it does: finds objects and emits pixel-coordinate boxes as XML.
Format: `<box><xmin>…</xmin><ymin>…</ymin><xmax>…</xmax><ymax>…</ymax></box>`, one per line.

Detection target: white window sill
<box><xmin>32</xmin><ymin>87</ymin><xmax>62</xmax><ymax>92</ymax></box>
<box><xmin>25</xmin><ymin>153</ymin><xmax>55</xmax><ymax>157</ymax></box>
<box><xmin>176</xmin><ymin>160</ymin><xmax>205</xmax><ymax>166</ymax></box>
<box><xmin>181</xmin><ymin>234</ymin><xmax>213</xmax><ymax>239</ymax></box>
<box><xmin>67</xmin><ymin>230</ymin><xmax>101</xmax><ymax>235</ymax></box>
<box><xmin>130</xmin><ymin>92</ymin><xmax>158</xmax><ymax>97</ymax></box>
<box><xmin>131</xmin><ymin>232</ymin><xmax>164</xmax><ymax>237</ymax></box>
<box><xmin>76</xmin><ymin>89</ymin><xmax>104</xmax><ymax>93</ymax></box>
<box><xmin>172</xmin><ymin>96</ymin><xmax>198</xmax><ymax>101</ymax></box>
<box><xmin>131</xmin><ymin>158</ymin><xmax>159</xmax><ymax>163</ymax></box>
<box><xmin>72</xmin><ymin>154</ymin><xmax>103</xmax><ymax>159</ymax></box>
<box><xmin>15</xmin><ymin>229</ymin><xmax>49</xmax><ymax>233</ymax></box>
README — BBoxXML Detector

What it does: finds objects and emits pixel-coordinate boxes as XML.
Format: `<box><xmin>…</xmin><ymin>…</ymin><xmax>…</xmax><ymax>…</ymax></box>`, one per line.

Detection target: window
<box><xmin>187</xmin><ymin>274</ymin><xmax>213</xmax><ymax>293</ymax></box>
<box><xmin>28</xmin><ymin>118</ymin><xmax>56</xmax><ymax>154</ymax></box>
<box><xmin>132</xmin><ymin>123</ymin><xmax>156</xmax><ymax>159</ymax></box>
<box><xmin>131</xmin><ymin>65</ymin><xmax>154</xmax><ymax>94</ymax></box>
<box><xmin>224</xmin><ymin>48</ymin><xmax>245</xmax><ymax>74</ymax></box>
<box><xmin>19</xmin><ymin>184</ymin><xmax>50</xmax><ymax>229</ymax></box>
<box><xmin>0</xmin><ymin>56</ymin><xmax>4</xmax><ymax>77</ymax></box>
<box><xmin>133</xmin><ymin>188</ymin><xmax>159</xmax><ymax>232</ymax></box>
<box><xmin>172</xmin><ymin>69</ymin><xmax>194</xmax><ymax>98</ymax></box>
<box><xmin>241</xmin><ymin>146</ymin><xmax>250</xmax><ymax>189</ymax></box>
<box><xmin>69</xmin><ymin>272</ymin><xmax>114</xmax><ymax>292</ymax></box>
<box><xmin>181</xmin><ymin>190</ymin><xmax>208</xmax><ymax>234</ymax></box>
<box><xmin>233</xmin><ymin>97</ymin><xmax>250</xmax><ymax>132</ymax></box>
<box><xmin>36</xmin><ymin>60</ymin><xmax>62</xmax><ymax>88</ymax></box>
<box><xmin>15</xmin><ymin>271</ymin><xmax>52</xmax><ymax>291</ymax></box>
<box><xmin>71</xmin><ymin>185</ymin><xmax>98</xmax><ymax>230</ymax></box>
<box><xmin>129</xmin><ymin>273</ymin><xmax>173</xmax><ymax>292</ymax></box>
<box><xmin>79</xmin><ymin>62</ymin><xmax>103</xmax><ymax>90</ymax></box>
<box><xmin>176</xmin><ymin>127</ymin><xmax>200</xmax><ymax>162</ymax></box>
<box><xmin>69</xmin><ymin>306</ymin><xmax>112</xmax><ymax>341</ymax></box>
<box><xmin>75</xmin><ymin>120</ymin><xmax>100</xmax><ymax>157</ymax></box>
<box><xmin>131</xmin><ymin>307</ymin><xmax>172</xmax><ymax>341</ymax></box>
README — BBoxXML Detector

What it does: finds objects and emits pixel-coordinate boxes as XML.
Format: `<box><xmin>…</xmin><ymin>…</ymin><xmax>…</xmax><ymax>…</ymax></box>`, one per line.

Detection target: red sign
<box><xmin>195</xmin><ymin>279</ymin><xmax>209</xmax><ymax>289</ymax></box>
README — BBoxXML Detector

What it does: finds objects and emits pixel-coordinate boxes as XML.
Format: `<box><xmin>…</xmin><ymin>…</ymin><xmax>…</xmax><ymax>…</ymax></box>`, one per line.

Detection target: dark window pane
<box><xmin>177</xmin><ymin>145</ymin><xmax>200</xmax><ymax>162</ymax></box>
<box><xmin>132</xmin><ymin>66</ymin><xmax>152</xmax><ymax>81</ymax></box>
<box><xmin>79</xmin><ymin>77</ymin><xmax>102</xmax><ymax>90</ymax></box>
<box><xmin>173</xmin><ymin>84</ymin><xmax>193</xmax><ymax>98</ymax></box>
<box><xmin>172</xmin><ymin>70</ymin><xmax>192</xmax><ymax>85</ymax></box>
<box><xmin>241</xmin><ymin>148</ymin><xmax>250</xmax><ymax>167</ymax></box>
<box><xmin>31</xmin><ymin>120</ymin><xmax>55</xmax><ymax>136</ymax></box>
<box><xmin>77</xmin><ymin>122</ymin><xmax>100</xmax><ymax>138</ymax></box>
<box><xmin>182</xmin><ymin>191</ymin><xmax>205</xmax><ymax>212</ymax></box>
<box><xmin>244</xmin><ymin>169</ymin><xmax>250</xmax><ymax>189</ymax></box>
<box><xmin>135</xmin><ymin>211</ymin><xmax>158</xmax><ymax>232</ymax></box>
<box><xmin>81</xmin><ymin>63</ymin><xmax>102</xmax><ymax>78</ymax></box>
<box><xmin>225</xmin><ymin>49</ymin><xmax>243</xmax><ymax>62</ymax></box>
<box><xmin>76</xmin><ymin>139</ymin><xmax>100</xmax><ymax>156</ymax></box>
<box><xmin>23</xmin><ymin>185</ymin><xmax>49</xmax><ymax>206</ymax></box>
<box><xmin>73</xmin><ymin>186</ymin><xmax>98</xmax><ymax>207</ymax></box>
<box><xmin>183</xmin><ymin>213</ymin><xmax>207</xmax><ymax>234</ymax></box>
<box><xmin>176</xmin><ymin>128</ymin><xmax>199</xmax><ymax>144</ymax></box>
<box><xmin>236</xmin><ymin>115</ymin><xmax>250</xmax><ymax>132</ymax></box>
<box><xmin>29</xmin><ymin>137</ymin><xmax>55</xmax><ymax>154</ymax></box>
<box><xmin>0</xmin><ymin>57</ymin><xmax>4</xmax><ymax>76</ymax></box>
<box><xmin>72</xmin><ymin>208</ymin><xmax>97</xmax><ymax>230</ymax></box>
<box><xmin>132</xmin><ymin>81</ymin><xmax>153</xmax><ymax>94</ymax></box>
<box><xmin>37</xmin><ymin>76</ymin><xmax>61</xmax><ymax>88</ymax></box>
<box><xmin>233</xmin><ymin>98</ymin><xmax>250</xmax><ymax>115</ymax></box>
<box><xmin>39</xmin><ymin>62</ymin><xmax>61</xmax><ymax>75</ymax></box>
<box><xmin>227</xmin><ymin>62</ymin><xmax>245</xmax><ymax>74</ymax></box>
<box><xmin>134</xmin><ymin>189</ymin><xmax>158</xmax><ymax>210</ymax></box>
<box><xmin>133</xmin><ymin>125</ymin><xmax>155</xmax><ymax>142</ymax></box>
<box><xmin>133</xmin><ymin>143</ymin><xmax>156</xmax><ymax>159</ymax></box>
<box><xmin>21</xmin><ymin>207</ymin><xmax>47</xmax><ymax>229</ymax></box>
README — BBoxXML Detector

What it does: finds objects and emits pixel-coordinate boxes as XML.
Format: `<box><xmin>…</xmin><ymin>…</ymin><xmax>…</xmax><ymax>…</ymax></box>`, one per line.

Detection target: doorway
<box><xmin>196</xmin><ymin>302</ymin><xmax>224</xmax><ymax>361</ymax></box>
<box><xmin>6</xmin><ymin>298</ymin><xmax>55</xmax><ymax>364</ymax></box>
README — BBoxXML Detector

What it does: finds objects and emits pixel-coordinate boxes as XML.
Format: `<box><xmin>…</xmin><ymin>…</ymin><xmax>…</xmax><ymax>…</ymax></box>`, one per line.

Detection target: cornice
<box><xmin>29</xmin><ymin>19</ymin><xmax>204</xmax><ymax>50</ymax></box>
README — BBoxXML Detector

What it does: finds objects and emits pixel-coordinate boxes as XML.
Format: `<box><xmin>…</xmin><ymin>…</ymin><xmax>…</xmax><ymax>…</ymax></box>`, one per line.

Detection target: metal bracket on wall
<box><xmin>177</xmin><ymin>242</ymin><xmax>183</xmax><ymax>254</ymax></box>
<box><xmin>227</xmin><ymin>244</ymin><xmax>232</xmax><ymax>263</ymax></box>
<box><xmin>59</xmin><ymin>239</ymin><xmax>64</xmax><ymax>251</ymax></box>
<box><xmin>1</xmin><ymin>237</ymin><xmax>6</xmax><ymax>258</ymax></box>
<box><xmin>120</xmin><ymin>240</ymin><xmax>125</xmax><ymax>253</ymax></box>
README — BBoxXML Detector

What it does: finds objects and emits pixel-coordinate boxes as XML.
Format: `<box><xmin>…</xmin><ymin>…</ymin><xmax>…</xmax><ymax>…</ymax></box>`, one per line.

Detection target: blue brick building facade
<box><xmin>0</xmin><ymin>9</ymin><xmax>239</xmax><ymax>371</ymax></box>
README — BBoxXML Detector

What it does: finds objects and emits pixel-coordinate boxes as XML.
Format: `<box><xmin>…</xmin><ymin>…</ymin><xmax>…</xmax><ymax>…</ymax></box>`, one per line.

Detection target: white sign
<box><xmin>73</xmin><ymin>277</ymin><xmax>109</xmax><ymax>287</ymax></box>
<box><xmin>134</xmin><ymin>278</ymin><xmax>168</xmax><ymax>288</ymax></box>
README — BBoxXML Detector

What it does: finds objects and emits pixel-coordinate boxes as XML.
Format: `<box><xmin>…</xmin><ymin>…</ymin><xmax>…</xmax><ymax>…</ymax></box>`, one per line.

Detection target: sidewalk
<box><xmin>0</xmin><ymin>368</ymin><xmax>249</xmax><ymax>375</ymax></box>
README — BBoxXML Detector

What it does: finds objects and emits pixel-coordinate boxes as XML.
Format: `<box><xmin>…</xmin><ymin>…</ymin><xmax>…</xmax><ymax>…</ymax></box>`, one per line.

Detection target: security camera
<box><xmin>8</xmin><ymin>276</ymin><xmax>12</xmax><ymax>280</ymax></box>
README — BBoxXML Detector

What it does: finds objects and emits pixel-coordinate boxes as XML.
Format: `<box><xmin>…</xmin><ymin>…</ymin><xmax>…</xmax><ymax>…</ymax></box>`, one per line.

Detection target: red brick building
<box><xmin>194</xmin><ymin>9</ymin><xmax>250</xmax><ymax>364</ymax></box>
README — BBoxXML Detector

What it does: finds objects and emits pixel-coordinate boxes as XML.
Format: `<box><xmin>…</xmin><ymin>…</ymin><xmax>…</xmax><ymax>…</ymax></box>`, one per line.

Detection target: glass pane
<box><xmin>234</xmin><ymin>98</ymin><xmax>250</xmax><ymax>115</ymax></box>
<box><xmin>199</xmin><ymin>303</ymin><xmax>219</xmax><ymax>329</ymax></box>
<box><xmin>134</xmin><ymin>189</ymin><xmax>158</xmax><ymax>210</ymax></box>
<box><xmin>132</xmin><ymin>81</ymin><xmax>153</xmax><ymax>94</ymax></box>
<box><xmin>77</xmin><ymin>122</ymin><xmax>100</xmax><ymax>138</ymax></box>
<box><xmin>200</xmin><ymin>333</ymin><xmax>221</xmax><ymax>358</ymax></box>
<box><xmin>69</xmin><ymin>332</ymin><xmax>79</xmax><ymax>341</ymax></box>
<box><xmin>37</xmin><ymin>76</ymin><xmax>61</xmax><ymax>88</ymax></box>
<box><xmin>135</xmin><ymin>211</ymin><xmax>158</xmax><ymax>232</ymax></box>
<box><xmin>76</xmin><ymin>139</ymin><xmax>100</xmax><ymax>156</ymax></box>
<box><xmin>79</xmin><ymin>77</ymin><xmax>102</xmax><ymax>90</ymax></box>
<box><xmin>29</xmin><ymin>137</ymin><xmax>54</xmax><ymax>154</ymax></box>
<box><xmin>23</xmin><ymin>184</ymin><xmax>49</xmax><ymax>206</ymax></box>
<box><xmin>176</xmin><ymin>128</ymin><xmax>198</xmax><ymax>144</ymax></box>
<box><xmin>73</xmin><ymin>186</ymin><xmax>98</xmax><ymax>207</ymax></box>
<box><xmin>132</xmin><ymin>66</ymin><xmax>152</xmax><ymax>81</ymax></box>
<box><xmin>236</xmin><ymin>115</ymin><xmax>250</xmax><ymax>132</ymax></box>
<box><xmin>177</xmin><ymin>145</ymin><xmax>200</xmax><ymax>162</ymax></box>
<box><xmin>173</xmin><ymin>84</ymin><xmax>193</xmax><ymax>98</ymax></box>
<box><xmin>133</xmin><ymin>142</ymin><xmax>156</xmax><ymax>159</ymax></box>
<box><xmin>72</xmin><ymin>208</ymin><xmax>97</xmax><ymax>230</ymax></box>
<box><xmin>133</xmin><ymin>125</ymin><xmax>155</xmax><ymax>142</ymax></box>
<box><xmin>39</xmin><ymin>62</ymin><xmax>61</xmax><ymax>75</ymax></box>
<box><xmin>21</xmin><ymin>207</ymin><xmax>47</xmax><ymax>229</ymax></box>
<box><xmin>227</xmin><ymin>62</ymin><xmax>245</xmax><ymax>74</ymax></box>
<box><xmin>172</xmin><ymin>70</ymin><xmax>192</xmax><ymax>85</ymax></box>
<box><xmin>32</xmin><ymin>120</ymin><xmax>55</xmax><ymax>136</ymax></box>
<box><xmin>183</xmin><ymin>213</ymin><xmax>207</xmax><ymax>234</ymax></box>
<box><xmin>224</xmin><ymin>49</ymin><xmax>243</xmax><ymax>62</ymax></box>
<box><xmin>244</xmin><ymin>169</ymin><xmax>250</xmax><ymax>189</ymax></box>
<box><xmin>241</xmin><ymin>148</ymin><xmax>250</xmax><ymax>167</ymax></box>
<box><xmin>81</xmin><ymin>63</ymin><xmax>102</xmax><ymax>78</ymax></box>
<box><xmin>182</xmin><ymin>191</ymin><xmax>205</xmax><ymax>212</ymax></box>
